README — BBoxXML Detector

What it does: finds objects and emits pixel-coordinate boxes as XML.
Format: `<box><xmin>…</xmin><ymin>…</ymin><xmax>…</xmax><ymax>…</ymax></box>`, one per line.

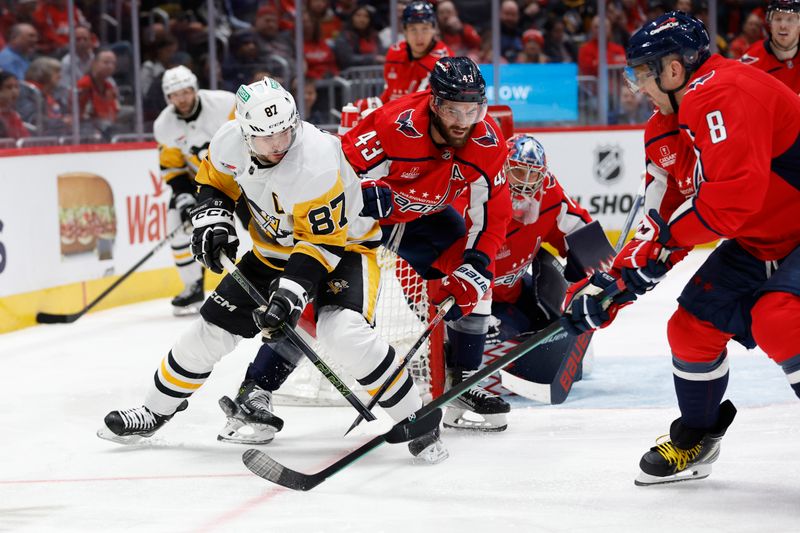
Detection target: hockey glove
<box><xmin>174</xmin><ymin>192</ymin><xmax>197</xmax><ymax>224</ymax></box>
<box><xmin>559</xmin><ymin>271</ymin><xmax>636</xmax><ymax>335</ymax></box>
<box><xmin>360</xmin><ymin>179</ymin><xmax>394</xmax><ymax>219</ymax></box>
<box><xmin>190</xmin><ymin>198</ymin><xmax>239</xmax><ymax>274</ymax></box>
<box><xmin>252</xmin><ymin>277</ymin><xmax>309</xmax><ymax>340</ymax></box>
<box><xmin>613</xmin><ymin>209</ymin><xmax>689</xmax><ymax>295</ymax></box>
<box><xmin>432</xmin><ymin>251</ymin><xmax>492</xmax><ymax>321</ymax></box>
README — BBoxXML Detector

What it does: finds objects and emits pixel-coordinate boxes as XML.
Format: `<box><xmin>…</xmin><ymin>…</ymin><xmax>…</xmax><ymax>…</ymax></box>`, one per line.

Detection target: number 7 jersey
<box><xmin>195</xmin><ymin>120</ymin><xmax>382</xmax><ymax>283</ymax></box>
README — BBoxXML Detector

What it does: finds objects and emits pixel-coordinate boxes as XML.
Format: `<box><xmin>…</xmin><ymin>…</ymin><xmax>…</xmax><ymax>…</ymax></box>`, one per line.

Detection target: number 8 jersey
<box><xmin>195</xmin><ymin>120</ymin><xmax>382</xmax><ymax>287</ymax></box>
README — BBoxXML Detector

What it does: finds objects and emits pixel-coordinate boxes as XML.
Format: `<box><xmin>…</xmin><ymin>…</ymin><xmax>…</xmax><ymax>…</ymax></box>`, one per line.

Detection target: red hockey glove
<box><xmin>559</xmin><ymin>272</ymin><xmax>636</xmax><ymax>335</ymax></box>
<box><xmin>432</xmin><ymin>253</ymin><xmax>492</xmax><ymax>321</ymax></box>
<box><xmin>360</xmin><ymin>179</ymin><xmax>394</xmax><ymax>219</ymax></box>
<box><xmin>612</xmin><ymin>209</ymin><xmax>689</xmax><ymax>295</ymax></box>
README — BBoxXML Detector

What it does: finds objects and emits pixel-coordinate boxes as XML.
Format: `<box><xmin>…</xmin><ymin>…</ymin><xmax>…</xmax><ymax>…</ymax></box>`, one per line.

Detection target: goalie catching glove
<box><xmin>560</xmin><ymin>271</ymin><xmax>636</xmax><ymax>335</ymax></box>
<box><xmin>190</xmin><ymin>197</ymin><xmax>239</xmax><ymax>273</ymax></box>
<box><xmin>432</xmin><ymin>251</ymin><xmax>492</xmax><ymax>321</ymax></box>
<box><xmin>612</xmin><ymin>209</ymin><xmax>689</xmax><ymax>295</ymax></box>
<box><xmin>253</xmin><ymin>277</ymin><xmax>309</xmax><ymax>340</ymax></box>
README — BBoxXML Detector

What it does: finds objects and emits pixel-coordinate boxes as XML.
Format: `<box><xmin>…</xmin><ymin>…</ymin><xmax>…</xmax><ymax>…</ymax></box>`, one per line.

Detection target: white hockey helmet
<box><xmin>235</xmin><ymin>77</ymin><xmax>299</xmax><ymax>159</ymax></box>
<box><xmin>161</xmin><ymin>65</ymin><xmax>198</xmax><ymax>101</ymax></box>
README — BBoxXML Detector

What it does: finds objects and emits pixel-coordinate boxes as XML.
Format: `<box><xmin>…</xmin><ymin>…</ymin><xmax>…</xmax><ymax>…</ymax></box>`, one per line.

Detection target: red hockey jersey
<box><xmin>740</xmin><ymin>39</ymin><xmax>800</xmax><ymax>94</ymax></box>
<box><xmin>380</xmin><ymin>40</ymin><xmax>451</xmax><ymax>103</ymax></box>
<box><xmin>341</xmin><ymin>90</ymin><xmax>511</xmax><ymax>265</ymax></box>
<box><xmin>643</xmin><ymin>111</ymin><xmax>696</xmax><ymax>220</ymax></box>
<box><xmin>671</xmin><ymin>54</ymin><xmax>800</xmax><ymax>260</ymax></box>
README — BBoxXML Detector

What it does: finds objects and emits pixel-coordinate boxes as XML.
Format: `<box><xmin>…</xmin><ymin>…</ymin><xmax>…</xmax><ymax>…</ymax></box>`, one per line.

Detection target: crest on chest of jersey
<box><xmin>395</xmin><ymin>108</ymin><xmax>424</xmax><ymax>138</ymax></box>
<box><xmin>472</xmin><ymin>121</ymin><xmax>499</xmax><ymax>148</ymax></box>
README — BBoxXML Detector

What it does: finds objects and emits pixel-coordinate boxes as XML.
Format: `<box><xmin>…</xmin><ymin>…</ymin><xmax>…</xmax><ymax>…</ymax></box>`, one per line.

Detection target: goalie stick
<box><xmin>36</xmin><ymin>223</ymin><xmax>187</xmax><ymax>324</ymax></box>
<box><xmin>343</xmin><ymin>296</ymin><xmax>454</xmax><ymax>436</ymax></box>
<box><xmin>219</xmin><ymin>254</ymin><xmax>377</xmax><ymax>423</ymax></box>
<box><xmin>241</xmin><ymin>280</ymin><xmax>626</xmax><ymax>491</ymax></box>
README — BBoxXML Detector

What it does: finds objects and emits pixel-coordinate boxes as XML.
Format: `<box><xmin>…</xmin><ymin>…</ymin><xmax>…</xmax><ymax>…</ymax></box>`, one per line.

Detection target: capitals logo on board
<box><xmin>395</xmin><ymin>109</ymin><xmax>423</xmax><ymax>139</ymax></box>
<box><xmin>593</xmin><ymin>144</ymin><xmax>624</xmax><ymax>185</ymax></box>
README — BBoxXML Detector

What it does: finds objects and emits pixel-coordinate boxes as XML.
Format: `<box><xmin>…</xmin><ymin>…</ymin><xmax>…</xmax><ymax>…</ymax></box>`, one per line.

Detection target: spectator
<box><xmin>140</xmin><ymin>34</ymin><xmax>178</xmax><ymax>97</ymax></box>
<box><xmin>32</xmin><ymin>0</ymin><xmax>89</xmax><ymax>55</ymax></box>
<box><xmin>76</xmin><ymin>48</ymin><xmax>119</xmax><ymax>137</ymax></box>
<box><xmin>675</xmin><ymin>0</ymin><xmax>693</xmax><ymax>13</ymax></box>
<box><xmin>543</xmin><ymin>18</ymin><xmax>577</xmax><ymax>63</ymax></box>
<box><xmin>0</xmin><ymin>23</ymin><xmax>38</xmax><ymax>80</ymax></box>
<box><xmin>18</xmin><ymin>56</ymin><xmax>68</xmax><ymax>135</ymax></box>
<box><xmin>253</xmin><ymin>4</ymin><xmax>295</xmax><ymax>79</ymax></box>
<box><xmin>334</xmin><ymin>0</ymin><xmax>358</xmax><ymax>24</ymax></box>
<box><xmin>223</xmin><ymin>30</ymin><xmax>263</xmax><ymax>91</ymax></box>
<box><xmin>577</xmin><ymin>16</ymin><xmax>627</xmax><ymax>76</ymax></box>
<box><xmin>292</xmin><ymin>76</ymin><xmax>328</xmax><ymax>124</ymax></box>
<box><xmin>607</xmin><ymin>1</ymin><xmax>632</xmax><ymax>48</ymax></box>
<box><xmin>621</xmin><ymin>0</ymin><xmax>648</xmax><ymax>34</ymax></box>
<box><xmin>436</xmin><ymin>1</ymin><xmax>481</xmax><ymax>57</ymax></box>
<box><xmin>0</xmin><ymin>71</ymin><xmax>29</xmax><ymax>139</ymax></box>
<box><xmin>307</xmin><ymin>0</ymin><xmax>342</xmax><ymax>42</ymax></box>
<box><xmin>500</xmin><ymin>0</ymin><xmax>523</xmax><ymax>62</ymax></box>
<box><xmin>379</xmin><ymin>0</ymin><xmax>408</xmax><ymax>49</ymax></box>
<box><xmin>333</xmin><ymin>5</ymin><xmax>385</xmax><ymax>70</ymax></box>
<box><xmin>60</xmin><ymin>25</ymin><xmax>94</xmax><ymax>90</ymax></box>
<box><xmin>516</xmin><ymin>28</ymin><xmax>548</xmax><ymax>63</ymax></box>
<box><xmin>694</xmin><ymin>0</ymin><xmax>729</xmax><ymax>56</ymax></box>
<box><xmin>730</xmin><ymin>12</ymin><xmax>765</xmax><ymax>59</ymax></box>
<box><xmin>303</xmin><ymin>11</ymin><xmax>339</xmax><ymax>79</ymax></box>
<box><xmin>610</xmin><ymin>84</ymin><xmax>653</xmax><ymax>125</ymax></box>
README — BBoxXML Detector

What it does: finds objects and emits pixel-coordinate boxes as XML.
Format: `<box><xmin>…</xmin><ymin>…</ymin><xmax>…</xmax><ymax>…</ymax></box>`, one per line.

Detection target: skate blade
<box><xmin>217</xmin><ymin>419</ymin><xmax>275</xmax><ymax>445</ymax></box>
<box><xmin>410</xmin><ymin>441</ymin><xmax>450</xmax><ymax>465</ymax></box>
<box><xmin>443</xmin><ymin>408</ymin><xmax>508</xmax><ymax>432</ymax></box>
<box><xmin>96</xmin><ymin>425</ymin><xmax>148</xmax><ymax>445</ymax></box>
<box><xmin>172</xmin><ymin>303</ymin><xmax>202</xmax><ymax>317</ymax></box>
<box><xmin>634</xmin><ymin>464</ymin><xmax>712</xmax><ymax>486</ymax></box>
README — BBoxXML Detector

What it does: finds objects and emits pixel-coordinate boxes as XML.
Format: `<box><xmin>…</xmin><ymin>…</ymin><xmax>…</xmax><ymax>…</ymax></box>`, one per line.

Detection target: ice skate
<box><xmin>217</xmin><ymin>381</ymin><xmax>284</xmax><ymax>445</ymax></box>
<box><xmin>408</xmin><ymin>427</ymin><xmax>449</xmax><ymax>465</ymax></box>
<box><xmin>171</xmin><ymin>278</ymin><xmax>204</xmax><ymax>316</ymax></box>
<box><xmin>97</xmin><ymin>400</ymin><xmax>188</xmax><ymax>444</ymax></box>
<box><xmin>635</xmin><ymin>400</ymin><xmax>737</xmax><ymax>486</ymax></box>
<box><xmin>443</xmin><ymin>369</ymin><xmax>510</xmax><ymax>432</ymax></box>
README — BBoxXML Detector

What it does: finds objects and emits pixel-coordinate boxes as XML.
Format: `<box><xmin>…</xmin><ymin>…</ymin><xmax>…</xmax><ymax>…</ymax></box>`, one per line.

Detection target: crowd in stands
<box><xmin>0</xmin><ymin>0</ymin><xmax>783</xmax><ymax>141</ymax></box>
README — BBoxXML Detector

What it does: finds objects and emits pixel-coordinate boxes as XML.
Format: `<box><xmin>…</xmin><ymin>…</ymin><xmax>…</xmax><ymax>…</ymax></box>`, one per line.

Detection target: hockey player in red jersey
<box><xmin>380</xmin><ymin>1</ymin><xmax>452</xmax><ymax>103</ymax></box>
<box><xmin>562</xmin><ymin>11</ymin><xmax>800</xmax><ymax>486</ymax></box>
<box><xmin>740</xmin><ymin>0</ymin><xmax>800</xmax><ymax>93</ymax></box>
<box><xmin>236</xmin><ymin>57</ymin><xmax>513</xmax><ymax>434</ymax></box>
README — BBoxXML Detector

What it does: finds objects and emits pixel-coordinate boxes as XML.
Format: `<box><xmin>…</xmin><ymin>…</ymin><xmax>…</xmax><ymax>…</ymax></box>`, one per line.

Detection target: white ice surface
<box><xmin>1</xmin><ymin>249</ymin><xmax>798</xmax><ymax>532</ymax></box>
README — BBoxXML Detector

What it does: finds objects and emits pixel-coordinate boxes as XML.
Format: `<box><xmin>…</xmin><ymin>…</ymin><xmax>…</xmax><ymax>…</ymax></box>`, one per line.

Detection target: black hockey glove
<box><xmin>253</xmin><ymin>277</ymin><xmax>309</xmax><ymax>340</ymax></box>
<box><xmin>360</xmin><ymin>179</ymin><xmax>394</xmax><ymax>219</ymax></box>
<box><xmin>190</xmin><ymin>197</ymin><xmax>239</xmax><ymax>274</ymax></box>
<box><xmin>174</xmin><ymin>192</ymin><xmax>197</xmax><ymax>224</ymax></box>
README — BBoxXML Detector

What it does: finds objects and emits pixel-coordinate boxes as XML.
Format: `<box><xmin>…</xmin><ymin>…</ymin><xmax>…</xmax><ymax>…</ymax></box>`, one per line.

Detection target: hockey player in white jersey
<box><xmin>154</xmin><ymin>65</ymin><xmax>236</xmax><ymax>315</ymax></box>
<box><xmin>98</xmin><ymin>77</ymin><xmax>448</xmax><ymax>464</ymax></box>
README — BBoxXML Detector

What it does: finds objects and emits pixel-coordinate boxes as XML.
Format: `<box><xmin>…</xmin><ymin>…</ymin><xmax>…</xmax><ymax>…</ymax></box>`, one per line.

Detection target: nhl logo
<box><xmin>593</xmin><ymin>145</ymin><xmax>623</xmax><ymax>185</ymax></box>
<box><xmin>442</xmin><ymin>150</ymin><xmax>452</xmax><ymax>160</ymax></box>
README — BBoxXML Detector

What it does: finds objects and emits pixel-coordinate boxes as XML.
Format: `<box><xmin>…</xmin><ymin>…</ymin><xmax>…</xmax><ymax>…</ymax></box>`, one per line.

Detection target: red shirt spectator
<box><xmin>436</xmin><ymin>1</ymin><xmax>481</xmax><ymax>57</ymax></box>
<box><xmin>578</xmin><ymin>16</ymin><xmax>627</xmax><ymax>75</ymax></box>
<box><xmin>307</xmin><ymin>0</ymin><xmax>342</xmax><ymax>42</ymax></box>
<box><xmin>0</xmin><ymin>71</ymin><xmax>29</xmax><ymax>139</ymax></box>
<box><xmin>303</xmin><ymin>12</ymin><xmax>338</xmax><ymax>79</ymax></box>
<box><xmin>32</xmin><ymin>0</ymin><xmax>89</xmax><ymax>55</ymax></box>
<box><xmin>730</xmin><ymin>12</ymin><xmax>766</xmax><ymax>59</ymax></box>
<box><xmin>76</xmin><ymin>49</ymin><xmax>119</xmax><ymax>122</ymax></box>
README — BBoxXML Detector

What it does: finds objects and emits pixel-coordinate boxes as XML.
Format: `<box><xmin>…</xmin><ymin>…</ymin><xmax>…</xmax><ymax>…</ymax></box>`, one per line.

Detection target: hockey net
<box><xmin>272</xmin><ymin>245</ymin><xmax>446</xmax><ymax>406</ymax></box>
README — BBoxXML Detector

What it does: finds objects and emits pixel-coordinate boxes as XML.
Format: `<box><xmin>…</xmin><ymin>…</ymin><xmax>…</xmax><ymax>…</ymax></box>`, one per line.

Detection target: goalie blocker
<box><xmin>497</xmin><ymin>221</ymin><xmax>615</xmax><ymax>404</ymax></box>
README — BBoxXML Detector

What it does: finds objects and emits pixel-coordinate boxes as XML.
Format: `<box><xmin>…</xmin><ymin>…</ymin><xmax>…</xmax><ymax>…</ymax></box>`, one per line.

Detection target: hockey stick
<box><xmin>36</xmin><ymin>223</ymin><xmax>188</xmax><ymax>324</ymax></box>
<box><xmin>614</xmin><ymin>176</ymin><xmax>645</xmax><ymax>251</ymax></box>
<box><xmin>219</xmin><ymin>254</ymin><xmax>377</xmax><ymax>422</ymax></box>
<box><xmin>343</xmin><ymin>296</ymin><xmax>454</xmax><ymax>436</ymax></box>
<box><xmin>242</xmin><ymin>280</ymin><xmax>626</xmax><ymax>491</ymax></box>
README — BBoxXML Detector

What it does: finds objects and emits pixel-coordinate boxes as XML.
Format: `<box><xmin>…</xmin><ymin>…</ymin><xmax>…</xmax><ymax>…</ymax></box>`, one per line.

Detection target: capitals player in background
<box><xmin>380</xmin><ymin>1</ymin><xmax>451</xmax><ymax>104</ymax></box>
<box><xmin>229</xmin><ymin>57</ymin><xmax>512</xmax><ymax>437</ymax></box>
<box><xmin>740</xmin><ymin>0</ymin><xmax>800</xmax><ymax>92</ymax></box>
<box><xmin>99</xmin><ymin>77</ymin><xmax>448</xmax><ymax>464</ymax></box>
<box><xmin>562</xmin><ymin>12</ymin><xmax>800</xmax><ymax>486</ymax></box>
<box><xmin>154</xmin><ymin>66</ymin><xmax>235</xmax><ymax>315</ymax></box>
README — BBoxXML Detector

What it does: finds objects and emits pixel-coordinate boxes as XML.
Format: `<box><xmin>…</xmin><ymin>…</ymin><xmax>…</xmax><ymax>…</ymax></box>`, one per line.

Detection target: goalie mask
<box><xmin>505</xmin><ymin>134</ymin><xmax>551</xmax><ymax>224</ymax></box>
<box><xmin>235</xmin><ymin>77</ymin><xmax>299</xmax><ymax>163</ymax></box>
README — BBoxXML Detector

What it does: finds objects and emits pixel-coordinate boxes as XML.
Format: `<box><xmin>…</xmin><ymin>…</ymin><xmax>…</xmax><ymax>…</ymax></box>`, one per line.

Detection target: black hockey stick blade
<box><xmin>35</xmin><ymin>310</ymin><xmax>86</xmax><ymax>324</ymax></box>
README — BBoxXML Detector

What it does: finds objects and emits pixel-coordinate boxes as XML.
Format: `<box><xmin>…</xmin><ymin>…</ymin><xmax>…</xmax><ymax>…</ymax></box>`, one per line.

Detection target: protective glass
<box><xmin>432</xmin><ymin>97</ymin><xmax>488</xmax><ymax>125</ymax></box>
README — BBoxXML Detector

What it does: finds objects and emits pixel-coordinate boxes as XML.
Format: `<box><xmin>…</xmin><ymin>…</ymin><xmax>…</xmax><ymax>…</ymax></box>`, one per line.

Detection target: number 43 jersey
<box><xmin>195</xmin><ymin>120</ymin><xmax>381</xmax><ymax>277</ymax></box>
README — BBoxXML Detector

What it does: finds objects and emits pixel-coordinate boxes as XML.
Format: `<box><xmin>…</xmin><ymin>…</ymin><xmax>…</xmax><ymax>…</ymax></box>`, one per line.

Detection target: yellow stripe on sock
<box><xmin>367</xmin><ymin>372</ymin><xmax>404</xmax><ymax>397</ymax></box>
<box><xmin>160</xmin><ymin>359</ymin><xmax>203</xmax><ymax>390</ymax></box>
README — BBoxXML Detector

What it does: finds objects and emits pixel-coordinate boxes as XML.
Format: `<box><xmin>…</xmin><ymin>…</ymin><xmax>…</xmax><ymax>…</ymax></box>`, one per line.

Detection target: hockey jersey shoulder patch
<box><xmin>472</xmin><ymin>121</ymin><xmax>499</xmax><ymax>148</ymax></box>
<box><xmin>395</xmin><ymin>108</ymin><xmax>424</xmax><ymax>139</ymax></box>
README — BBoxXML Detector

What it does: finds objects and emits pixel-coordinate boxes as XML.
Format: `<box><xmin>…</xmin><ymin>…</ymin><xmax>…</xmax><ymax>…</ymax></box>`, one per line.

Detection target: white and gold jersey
<box><xmin>154</xmin><ymin>89</ymin><xmax>236</xmax><ymax>185</ymax></box>
<box><xmin>195</xmin><ymin>120</ymin><xmax>381</xmax><ymax>273</ymax></box>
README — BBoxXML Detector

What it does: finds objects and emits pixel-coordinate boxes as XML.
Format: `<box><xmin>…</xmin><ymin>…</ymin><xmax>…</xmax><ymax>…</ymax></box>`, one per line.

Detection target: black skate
<box><xmin>97</xmin><ymin>400</ymin><xmax>189</xmax><ymax>444</ymax></box>
<box><xmin>171</xmin><ymin>278</ymin><xmax>204</xmax><ymax>316</ymax></box>
<box><xmin>217</xmin><ymin>381</ymin><xmax>285</xmax><ymax>445</ymax></box>
<box><xmin>408</xmin><ymin>426</ymin><xmax>449</xmax><ymax>465</ymax></box>
<box><xmin>444</xmin><ymin>369</ymin><xmax>510</xmax><ymax>432</ymax></box>
<box><xmin>636</xmin><ymin>400</ymin><xmax>737</xmax><ymax>486</ymax></box>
